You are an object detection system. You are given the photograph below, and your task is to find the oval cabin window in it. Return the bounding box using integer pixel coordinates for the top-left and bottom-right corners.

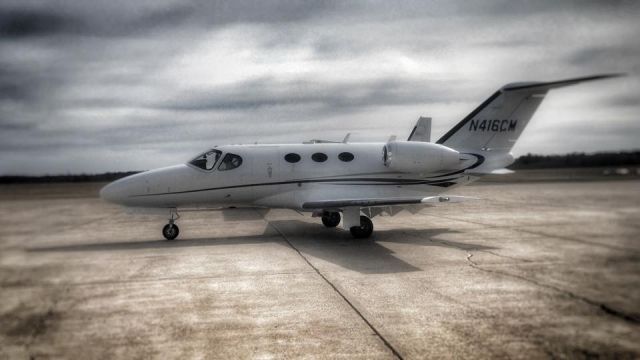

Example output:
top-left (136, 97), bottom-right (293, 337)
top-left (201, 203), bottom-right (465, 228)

top-left (311, 153), bottom-right (328, 162)
top-left (338, 152), bottom-right (354, 162)
top-left (284, 153), bottom-right (301, 163)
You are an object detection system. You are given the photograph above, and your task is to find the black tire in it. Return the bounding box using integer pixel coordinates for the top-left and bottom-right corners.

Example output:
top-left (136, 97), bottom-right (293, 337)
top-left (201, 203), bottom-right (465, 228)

top-left (350, 216), bottom-right (373, 239)
top-left (162, 223), bottom-right (179, 240)
top-left (321, 212), bottom-right (341, 228)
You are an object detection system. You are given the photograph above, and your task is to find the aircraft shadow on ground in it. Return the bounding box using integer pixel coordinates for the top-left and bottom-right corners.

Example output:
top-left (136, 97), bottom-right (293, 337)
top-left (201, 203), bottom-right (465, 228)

top-left (29, 219), bottom-right (497, 274)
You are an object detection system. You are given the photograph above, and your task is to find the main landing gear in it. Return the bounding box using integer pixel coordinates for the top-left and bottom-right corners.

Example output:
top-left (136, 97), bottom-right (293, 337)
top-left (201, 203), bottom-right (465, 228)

top-left (162, 209), bottom-right (180, 240)
top-left (349, 216), bottom-right (373, 239)
top-left (321, 208), bottom-right (374, 239)
top-left (321, 211), bottom-right (341, 228)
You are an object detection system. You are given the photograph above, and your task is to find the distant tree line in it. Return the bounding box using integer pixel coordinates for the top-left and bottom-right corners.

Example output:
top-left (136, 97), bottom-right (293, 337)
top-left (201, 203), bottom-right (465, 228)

top-left (510, 151), bottom-right (640, 169)
top-left (0, 171), bottom-right (141, 184)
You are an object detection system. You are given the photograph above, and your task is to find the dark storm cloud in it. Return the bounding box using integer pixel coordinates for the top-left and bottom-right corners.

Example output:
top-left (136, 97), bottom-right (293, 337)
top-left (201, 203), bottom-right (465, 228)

top-left (156, 77), bottom-right (456, 112)
top-left (0, 8), bottom-right (82, 37)
top-left (0, 0), bottom-right (332, 39)
top-left (1, 0), bottom-right (639, 175)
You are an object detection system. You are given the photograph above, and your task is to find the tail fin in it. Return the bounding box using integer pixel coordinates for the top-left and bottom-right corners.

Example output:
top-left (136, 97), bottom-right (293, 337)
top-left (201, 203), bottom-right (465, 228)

top-left (436, 74), bottom-right (623, 153)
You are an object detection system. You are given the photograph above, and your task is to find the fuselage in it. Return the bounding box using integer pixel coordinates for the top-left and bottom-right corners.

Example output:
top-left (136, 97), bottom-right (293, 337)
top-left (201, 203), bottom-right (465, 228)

top-left (97, 74), bottom-right (617, 240)
top-left (100, 142), bottom-right (479, 211)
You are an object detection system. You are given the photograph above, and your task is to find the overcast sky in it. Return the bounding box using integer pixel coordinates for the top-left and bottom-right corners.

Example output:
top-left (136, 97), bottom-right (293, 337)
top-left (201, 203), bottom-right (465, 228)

top-left (1, 0), bottom-right (639, 175)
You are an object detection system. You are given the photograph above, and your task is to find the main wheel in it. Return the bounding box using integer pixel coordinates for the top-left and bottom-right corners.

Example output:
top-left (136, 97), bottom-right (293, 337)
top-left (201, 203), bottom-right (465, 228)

top-left (162, 223), bottom-right (179, 240)
top-left (321, 212), bottom-right (341, 228)
top-left (350, 216), bottom-right (373, 239)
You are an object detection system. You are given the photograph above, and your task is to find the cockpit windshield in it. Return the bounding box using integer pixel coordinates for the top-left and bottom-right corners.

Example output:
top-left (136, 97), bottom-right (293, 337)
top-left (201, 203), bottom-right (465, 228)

top-left (189, 149), bottom-right (222, 170)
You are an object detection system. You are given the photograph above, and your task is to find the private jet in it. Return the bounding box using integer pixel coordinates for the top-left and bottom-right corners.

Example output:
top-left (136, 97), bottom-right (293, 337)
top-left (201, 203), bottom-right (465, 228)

top-left (100, 74), bottom-right (621, 240)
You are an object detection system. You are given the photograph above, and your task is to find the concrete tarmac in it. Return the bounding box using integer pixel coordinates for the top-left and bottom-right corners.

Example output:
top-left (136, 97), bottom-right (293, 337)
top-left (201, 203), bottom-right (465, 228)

top-left (1, 180), bottom-right (639, 359)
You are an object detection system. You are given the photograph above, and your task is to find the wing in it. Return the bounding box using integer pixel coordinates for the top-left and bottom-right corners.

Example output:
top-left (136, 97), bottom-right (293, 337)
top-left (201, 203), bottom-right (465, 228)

top-left (301, 195), bottom-right (476, 210)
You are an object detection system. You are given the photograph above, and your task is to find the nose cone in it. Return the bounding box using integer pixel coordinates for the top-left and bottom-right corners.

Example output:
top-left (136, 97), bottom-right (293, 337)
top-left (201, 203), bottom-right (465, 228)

top-left (100, 179), bottom-right (129, 204)
top-left (99, 165), bottom-right (191, 206)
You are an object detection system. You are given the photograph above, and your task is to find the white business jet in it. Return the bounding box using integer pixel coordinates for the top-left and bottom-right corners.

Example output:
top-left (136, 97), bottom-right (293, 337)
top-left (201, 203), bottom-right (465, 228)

top-left (100, 74), bottom-right (620, 240)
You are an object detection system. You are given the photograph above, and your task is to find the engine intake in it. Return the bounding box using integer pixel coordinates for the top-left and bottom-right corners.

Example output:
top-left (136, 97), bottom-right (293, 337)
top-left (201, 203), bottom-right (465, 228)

top-left (383, 141), bottom-right (460, 173)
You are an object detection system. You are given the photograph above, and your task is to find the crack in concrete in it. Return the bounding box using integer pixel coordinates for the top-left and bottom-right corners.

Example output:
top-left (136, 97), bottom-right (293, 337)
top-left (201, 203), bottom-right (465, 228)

top-left (267, 221), bottom-right (404, 360)
top-left (398, 222), bottom-right (639, 326)
top-left (468, 262), bottom-right (639, 325)
top-left (466, 253), bottom-right (477, 266)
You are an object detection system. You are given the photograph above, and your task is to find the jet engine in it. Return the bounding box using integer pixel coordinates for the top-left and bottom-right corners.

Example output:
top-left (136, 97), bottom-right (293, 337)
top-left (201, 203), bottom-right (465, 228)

top-left (383, 141), bottom-right (461, 173)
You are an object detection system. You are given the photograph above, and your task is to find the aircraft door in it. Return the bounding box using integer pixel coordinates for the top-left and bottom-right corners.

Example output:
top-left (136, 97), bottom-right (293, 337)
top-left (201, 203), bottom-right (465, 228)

top-left (251, 146), bottom-right (281, 199)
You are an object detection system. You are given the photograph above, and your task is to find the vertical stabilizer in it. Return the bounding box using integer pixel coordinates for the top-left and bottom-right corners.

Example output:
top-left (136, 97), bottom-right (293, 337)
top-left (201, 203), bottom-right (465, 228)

top-left (436, 74), bottom-right (622, 154)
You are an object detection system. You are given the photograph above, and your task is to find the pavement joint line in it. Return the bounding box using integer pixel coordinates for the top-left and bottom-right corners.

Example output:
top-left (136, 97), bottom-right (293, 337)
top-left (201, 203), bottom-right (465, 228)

top-left (267, 221), bottom-right (404, 360)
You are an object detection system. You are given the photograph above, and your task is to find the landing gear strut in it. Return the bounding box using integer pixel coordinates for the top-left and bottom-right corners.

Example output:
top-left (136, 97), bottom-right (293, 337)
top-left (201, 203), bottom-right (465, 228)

top-left (350, 216), bottom-right (373, 239)
top-left (162, 208), bottom-right (180, 240)
top-left (321, 211), bottom-right (341, 228)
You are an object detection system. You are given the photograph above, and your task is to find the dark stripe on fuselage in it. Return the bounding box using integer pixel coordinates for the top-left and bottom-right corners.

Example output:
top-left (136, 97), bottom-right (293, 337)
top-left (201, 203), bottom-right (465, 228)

top-left (430, 153), bottom-right (485, 178)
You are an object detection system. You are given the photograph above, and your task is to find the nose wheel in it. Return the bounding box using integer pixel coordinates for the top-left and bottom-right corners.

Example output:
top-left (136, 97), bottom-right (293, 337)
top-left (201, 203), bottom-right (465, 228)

top-left (162, 223), bottom-right (179, 240)
top-left (163, 208), bottom-right (180, 240)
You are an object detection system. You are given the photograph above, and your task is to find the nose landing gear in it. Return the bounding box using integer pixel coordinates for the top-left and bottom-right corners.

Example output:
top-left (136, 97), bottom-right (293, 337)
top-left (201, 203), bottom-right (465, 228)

top-left (162, 208), bottom-right (180, 240)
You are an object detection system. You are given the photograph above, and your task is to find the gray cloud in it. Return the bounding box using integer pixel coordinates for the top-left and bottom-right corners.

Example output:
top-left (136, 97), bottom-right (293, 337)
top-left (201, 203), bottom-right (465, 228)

top-left (0, 9), bottom-right (80, 37)
top-left (154, 77), bottom-right (458, 113)
top-left (1, 0), bottom-right (639, 175)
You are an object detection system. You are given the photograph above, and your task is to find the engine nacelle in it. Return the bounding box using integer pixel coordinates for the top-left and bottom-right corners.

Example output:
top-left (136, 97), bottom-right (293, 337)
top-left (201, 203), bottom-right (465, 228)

top-left (383, 141), bottom-right (460, 173)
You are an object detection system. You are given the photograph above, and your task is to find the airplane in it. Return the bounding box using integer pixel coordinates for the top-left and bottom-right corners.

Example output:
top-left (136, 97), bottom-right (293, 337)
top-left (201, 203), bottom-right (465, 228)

top-left (100, 74), bottom-right (621, 240)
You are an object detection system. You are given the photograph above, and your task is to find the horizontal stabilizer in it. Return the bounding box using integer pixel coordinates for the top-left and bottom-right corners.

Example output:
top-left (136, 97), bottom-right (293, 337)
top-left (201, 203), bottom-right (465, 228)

top-left (502, 73), bottom-right (624, 92)
top-left (466, 168), bottom-right (514, 176)
top-left (408, 116), bottom-right (432, 142)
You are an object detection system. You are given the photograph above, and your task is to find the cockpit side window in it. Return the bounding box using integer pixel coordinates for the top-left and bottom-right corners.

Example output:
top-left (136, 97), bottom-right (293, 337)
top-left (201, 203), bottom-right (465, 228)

top-left (189, 149), bottom-right (222, 170)
top-left (218, 153), bottom-right (243, 171)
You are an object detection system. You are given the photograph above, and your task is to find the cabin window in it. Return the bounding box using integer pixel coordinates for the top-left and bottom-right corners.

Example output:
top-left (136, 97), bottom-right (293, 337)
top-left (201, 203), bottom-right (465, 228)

top-left (311, 153), bottom-right (328, 162)
top-left (218, 153), bottom-right (243, 171)
top-left (189, 149), bottom-right (222, 170)
top-left (284, 153), bottom-right (301, 163)
top-left (338, 152), bottom-right (354, 162)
